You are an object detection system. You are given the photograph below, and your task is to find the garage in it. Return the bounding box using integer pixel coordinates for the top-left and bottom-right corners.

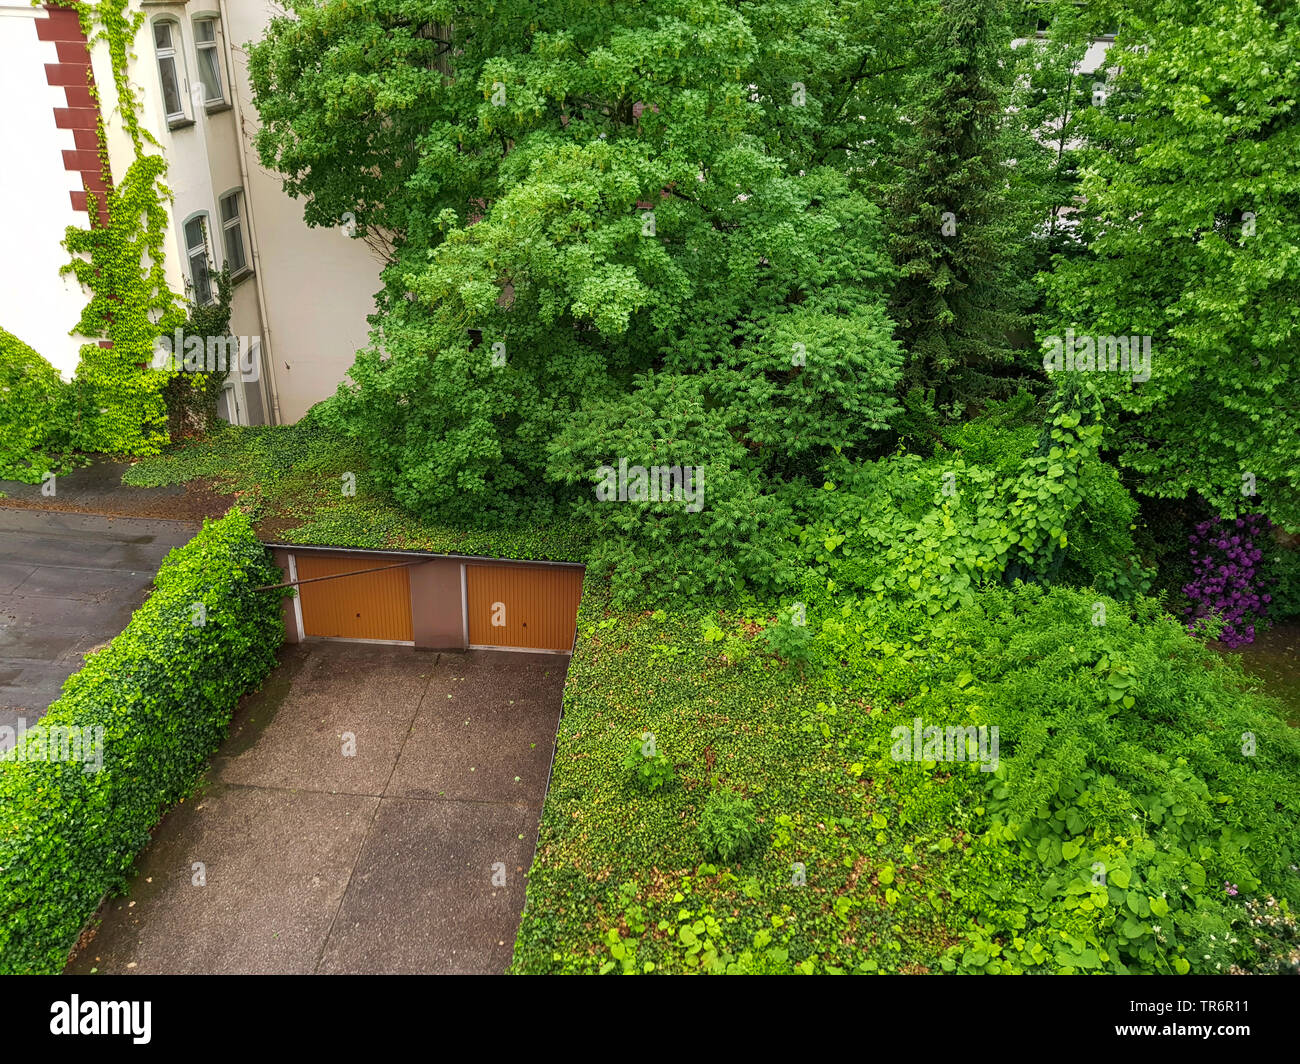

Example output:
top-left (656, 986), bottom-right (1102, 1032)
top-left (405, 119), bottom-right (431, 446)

top-left (294, 554), bottom-right (415, 643)
top-left (465, 563), bottom-right (584, 652)
top-left (273, 546), bottom-right (583, 655)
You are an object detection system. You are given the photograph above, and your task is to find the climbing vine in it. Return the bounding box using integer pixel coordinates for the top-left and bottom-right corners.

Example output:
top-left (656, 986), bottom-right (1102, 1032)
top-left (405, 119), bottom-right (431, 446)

top-left (52, 0), bottom-right (185, 456)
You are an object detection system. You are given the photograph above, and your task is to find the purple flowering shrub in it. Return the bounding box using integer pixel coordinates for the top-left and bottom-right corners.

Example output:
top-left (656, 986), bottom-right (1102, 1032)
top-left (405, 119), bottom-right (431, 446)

top-left (1182, 514), bottom-right (1273, 647)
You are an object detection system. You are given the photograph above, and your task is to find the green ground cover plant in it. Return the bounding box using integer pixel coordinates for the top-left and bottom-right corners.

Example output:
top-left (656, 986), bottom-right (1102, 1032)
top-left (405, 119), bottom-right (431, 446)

top-left (123, 411), bottom-right (590, 562)
top-left (511, 597), bottom-right (964, 975)
top-left (513, 583), bottom-right (1300, 975)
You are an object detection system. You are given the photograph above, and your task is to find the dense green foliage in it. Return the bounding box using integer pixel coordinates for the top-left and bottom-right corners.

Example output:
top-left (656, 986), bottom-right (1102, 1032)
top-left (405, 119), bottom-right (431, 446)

top-left (885, 0), bottom-right (1029, 406)
top-left (120, 0), bottom-right (1300, 978)
top-left (0, 511), bottom-right (284, 974)
top-left (250, 0), bottom-right (918, 527)
top-left (123, 413), bottom-right (590, 560)
top-left (792, 386), bottom-right (1151, 615)
top-left (512, 597), bottom-right (957, 975)
top-left (1268, 547), bottom-right (1300, 622)
top-left (813, 586), bottom-right (1300, 973)
top-left (246, 0), bottom-right (1296, 595)
top-left (514, 585), bottom-right (1300, 975)
top-left (1043, 0), bottom-right (1300, 529)
top-left (0, 328), bottom-right (79, 483)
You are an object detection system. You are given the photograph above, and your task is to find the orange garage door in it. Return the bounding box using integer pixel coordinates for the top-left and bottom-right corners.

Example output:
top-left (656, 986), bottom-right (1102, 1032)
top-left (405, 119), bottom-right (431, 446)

top-left (295, 554), bottom-right (414, 642)
top-left (466, 564), bottom-right (583, 652)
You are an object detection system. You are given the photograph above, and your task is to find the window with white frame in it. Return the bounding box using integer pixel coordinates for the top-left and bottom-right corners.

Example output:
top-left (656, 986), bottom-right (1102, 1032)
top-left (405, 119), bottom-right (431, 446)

top-left (183, 215), bottom-right (214, 304)
top-left (153, 20), bottom-right (186, 122)
top-left (219, 190), bottom-right (248, 275)
top-left (193, 17), bottom-right (225, 106)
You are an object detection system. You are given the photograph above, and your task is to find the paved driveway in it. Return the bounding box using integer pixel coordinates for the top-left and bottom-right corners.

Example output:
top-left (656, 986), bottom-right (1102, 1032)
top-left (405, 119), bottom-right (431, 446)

top-left (0, 509), bottom-right (199, 735)
top-left (66, 641), bottom-right (568, 974)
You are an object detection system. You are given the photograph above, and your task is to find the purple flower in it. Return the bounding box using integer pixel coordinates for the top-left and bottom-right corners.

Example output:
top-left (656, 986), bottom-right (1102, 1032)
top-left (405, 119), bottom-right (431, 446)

top-left (1183, 514), bottom-right (1274, 647)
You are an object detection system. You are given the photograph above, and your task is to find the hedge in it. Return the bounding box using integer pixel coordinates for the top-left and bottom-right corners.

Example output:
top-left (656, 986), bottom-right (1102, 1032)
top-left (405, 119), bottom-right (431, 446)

top-left (0, 509), bottom-right (286, 973)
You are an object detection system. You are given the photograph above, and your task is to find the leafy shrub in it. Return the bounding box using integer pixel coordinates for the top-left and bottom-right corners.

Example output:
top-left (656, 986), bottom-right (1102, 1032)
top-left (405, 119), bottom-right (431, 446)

top-left (161, 267), bottom-right (234, 440)
top-left (758, 612), bottom-right (816, 673)
top-left (794, 388), bottom-right (1127, 615)
top-left (623, 733), bottom-right (674, 794)
top-left (1265, 546), bottom-right (1300, 623)
top-left (1056, 454), bottom-right (1153, 600)
top-left (0, 327), bottom-right (80, 482)
top-left (934, 390), bottom-right (1041, 475)
top-left (0, 510), bottom-right (285, 973)
top-left (697, 788), bottom-right (762, 864)
top-left (549, 371), bottom-right (796, 606)
top-left (886, 586), bottom-right (1299, 973)
top-left (521, 582), bottom-right (1300, 974)
top-left (798, 581), bottom-right (1300, 973)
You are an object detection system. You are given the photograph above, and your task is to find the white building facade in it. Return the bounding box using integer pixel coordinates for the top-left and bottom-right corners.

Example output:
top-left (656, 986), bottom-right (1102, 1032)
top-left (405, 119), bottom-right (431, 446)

top-left (0, 0), bottom-right (382, 425)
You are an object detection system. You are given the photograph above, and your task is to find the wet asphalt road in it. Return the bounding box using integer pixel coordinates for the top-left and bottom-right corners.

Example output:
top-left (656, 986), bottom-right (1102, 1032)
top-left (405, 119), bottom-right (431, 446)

top-left (0, 508), bottom-right (199, 735)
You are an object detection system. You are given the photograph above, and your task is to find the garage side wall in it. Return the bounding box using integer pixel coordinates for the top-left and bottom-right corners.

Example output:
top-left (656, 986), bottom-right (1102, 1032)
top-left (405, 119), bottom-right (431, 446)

top-left (273, 548), bottom-right (300, 644)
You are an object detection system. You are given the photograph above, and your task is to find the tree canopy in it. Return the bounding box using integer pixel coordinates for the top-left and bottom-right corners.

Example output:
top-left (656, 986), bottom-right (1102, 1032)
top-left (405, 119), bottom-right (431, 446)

top-left (247, 0), bottom-right (1300, 584)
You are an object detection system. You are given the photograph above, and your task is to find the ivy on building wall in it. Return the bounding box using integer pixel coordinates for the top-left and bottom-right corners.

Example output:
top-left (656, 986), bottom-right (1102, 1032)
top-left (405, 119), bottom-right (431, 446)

top-left (59, 0), bottom-right (186, 456)
top-left (162, 265), bottom-right (235, 439)
top-left (1, 0), bottom-right (187, 462)
top-left (63, 151), bottom-right (185, 456)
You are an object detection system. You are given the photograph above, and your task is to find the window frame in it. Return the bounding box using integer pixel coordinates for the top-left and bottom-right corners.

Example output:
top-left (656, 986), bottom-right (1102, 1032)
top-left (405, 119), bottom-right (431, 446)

top-left (217, 188), bottom-right (251, 278)
top-left (191, 14), bottom-right (226, 109)
top-left (181, 211), bottom-right (215, 306)
top-left (152, 17), bottom-right (190, 126)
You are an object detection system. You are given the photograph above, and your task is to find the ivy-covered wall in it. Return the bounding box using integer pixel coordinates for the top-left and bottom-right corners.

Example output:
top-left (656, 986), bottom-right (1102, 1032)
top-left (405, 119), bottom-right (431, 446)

top-left (0, 0), bottom-right (187, 468)
top-left (58, 0), bottom-right (186, 457)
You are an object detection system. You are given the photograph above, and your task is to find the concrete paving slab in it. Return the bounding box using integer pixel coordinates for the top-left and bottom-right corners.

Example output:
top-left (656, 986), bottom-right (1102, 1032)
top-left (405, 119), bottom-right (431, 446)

top-left (212, 643), bottom-right (434, 795)
top-left (0, 507), bottom-right (198, 545)
top-left (0, 533), bottom-right (172, 571)
top-left (0, 661), bottom-right (88, 725)
top-left (0, 617), bottom-right (89, 660)
top-left (0, 562), bottom-right (36, 594)
top-left (314, 796), bottom-right (533, 975)
top-left (387, 664), bottom-right (564, 805)
top-left (67, 641), bottom-right (571, 975)
top-left (0, 592), bottom-right (138, 634)
top-left (11, 564), bottom-right (163, 600)
top-left (65, 781), bottom-right (379, 975)
top-left (0, 509), bottom-right (198, 726)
